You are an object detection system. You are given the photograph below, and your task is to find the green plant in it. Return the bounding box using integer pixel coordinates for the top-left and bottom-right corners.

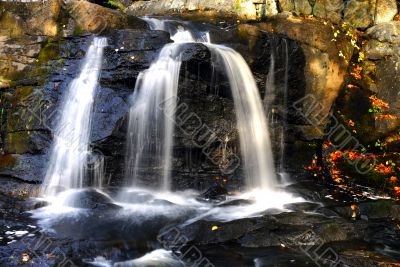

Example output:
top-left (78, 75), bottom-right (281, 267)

top-left (108, 0), bottom-right (126, 10)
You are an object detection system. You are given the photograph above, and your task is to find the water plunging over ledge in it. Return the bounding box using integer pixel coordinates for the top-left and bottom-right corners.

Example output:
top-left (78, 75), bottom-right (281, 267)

top-left (206, 44), bottom-right (277, 190)
top-left (124, 43), bottom-right (182, 191)
top-left (41, 37), bottom-right (107, 197)
top-left (123, 19), bottom-right (208, 191)
top-left (127, 17), bottom-right (276, 191)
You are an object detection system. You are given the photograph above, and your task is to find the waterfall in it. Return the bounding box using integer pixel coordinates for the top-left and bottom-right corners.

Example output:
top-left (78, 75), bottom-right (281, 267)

top-left (206, 44), bottom-right (277, 190)
top-left (42, 37), bottom-right (107, 197)
top-left (124, 19), bottom-right (202, 190)
top-left (125, 43), bottom-right (182, 191)
top-left (126, 17), bottom-right (276, 191)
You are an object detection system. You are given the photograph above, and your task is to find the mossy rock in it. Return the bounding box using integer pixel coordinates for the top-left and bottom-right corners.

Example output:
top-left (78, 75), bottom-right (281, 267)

top-left (11, 86), bottom-right (34, 106)
top-left (5, 131), bottom-right (31, 154)
top-left (37, 42), bottom-right (60, 64)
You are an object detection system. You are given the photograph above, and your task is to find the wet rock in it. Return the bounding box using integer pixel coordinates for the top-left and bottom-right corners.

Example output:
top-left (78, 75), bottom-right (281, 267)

top-left (315, 220), bottom-right (367, 243)
top-left (62, 188), bottom-right (120, 210)
top-left (333, 200), bottom-right (400, 220)
top-left (0, 154), bottom-right (48, 183)
top-left (217, 198), bottom-right (254, 207)
top-left (339, 249), bottom-right (400, 267)
top-left (100, 29), bottom-right (171, 91)
top-left (91, 87), bottom-right (129, 142)
top-left (283, 202), bottom-right (321, 212)
top-left (197, 183), bottom-right (228, 202)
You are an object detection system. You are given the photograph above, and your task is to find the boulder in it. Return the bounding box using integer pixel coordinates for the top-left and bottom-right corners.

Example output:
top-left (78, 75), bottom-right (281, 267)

top-left (344, 0), bottom-right (397, 29)
top-left (313, 0), bottom-right (343, 24)
top-left (0, 154), bottom-right (48, 183)
top-left (344, 0), bottom-right (375, 29)
top-left (60, 188), bottom-right (119, 210)
top-left (360, 22), bottom-right (400, 137)
top-left (375, 0), bottom-right (398, 25)
top-left (278, 0), bottom-right (313, 16)
top-left (66, 0), bottom-right (148, 34)
top-left (197, 183), bottom-right (228, 202)
top-left (0, 0), bottom-right (61, 37)
top-left (366, 22), bottom-right (400, 44)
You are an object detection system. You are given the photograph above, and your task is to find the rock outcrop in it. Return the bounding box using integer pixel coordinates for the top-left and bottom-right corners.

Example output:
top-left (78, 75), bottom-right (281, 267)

top-left (238, 14), bottom-right (353, 141)
top-left (127, 0), bottom-right (279, 20)
top-left (127, 0), bottom-right (399, 29)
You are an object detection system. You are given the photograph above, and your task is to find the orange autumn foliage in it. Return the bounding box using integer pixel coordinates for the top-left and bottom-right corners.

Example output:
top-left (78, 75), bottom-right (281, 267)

top-left (374, 163), bottom-right (393, 175)
top-left (351, 65), bottom-right (362, 80)
top-left (369, 95), bottom-right (390, 109)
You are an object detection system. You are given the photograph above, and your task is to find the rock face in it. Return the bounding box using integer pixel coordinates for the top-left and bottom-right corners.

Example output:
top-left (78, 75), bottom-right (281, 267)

top-left (238, 15), bottom-right (353, 141)
top-left (67, 0), bottom-right (148, 34)
top-left (278, 0), bottom-right (313, 16)
top-left (355, 22), bottom-right (400, 139)
top-left (0, 29), bottom-right (171, 185)
top-left (127, 0), bottom-right (279, 20)
top-left (127, 0), bottom-right (399, 29)
top-left (313, 0), bottom-right (343, 23)
top-left (0, 0), bottom-right (61, 37)
top-left (342, 0), bottom-right (397, 29)
top-left (375, 0), bottom-right (398, 24)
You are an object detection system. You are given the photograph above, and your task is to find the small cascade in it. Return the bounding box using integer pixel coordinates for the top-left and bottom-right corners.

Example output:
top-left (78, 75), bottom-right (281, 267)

top-left (264, 52), bottom-right (276, 123)
top-left (206, 44), bottom-right (277, 190)
top-left (126, 17), bottom-right (277, 191)
top-left (264, 38), bottom-right (290, 178)
top-left (42, 37), bottom-right (107, 197)
top-left (124, 19), bottom-right (201, 190)
top-left (142, 17), bottom-right (210, 43)
top-left (124, 43), bottom-right (182, 190)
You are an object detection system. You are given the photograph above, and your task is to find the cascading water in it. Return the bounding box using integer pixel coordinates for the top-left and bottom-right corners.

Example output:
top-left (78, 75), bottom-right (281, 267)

top-left (32, 21), bottom-right (305, 266)
top-left (131, 17), bottom-right (276, 191)
top-left (124, 19), bottom-right (207, 191)
top-left (42, 37), bottom-right (107, 197)
top-left (206, 44), bottom-right (277, 190)
top-left (124, 44), bottom-right (182, 191)
top-left (263, 38), bottom-right (290, 182)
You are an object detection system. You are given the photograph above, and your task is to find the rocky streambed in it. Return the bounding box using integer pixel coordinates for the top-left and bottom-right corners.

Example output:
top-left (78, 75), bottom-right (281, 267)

top-left (0, 176), bottom-right (399, 266)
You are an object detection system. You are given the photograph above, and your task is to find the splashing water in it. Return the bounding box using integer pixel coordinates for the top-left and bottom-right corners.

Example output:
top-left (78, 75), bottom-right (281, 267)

top-left (42, 37), bottom-right (107, 197)
top-left (91, 249), bottom-right (183, 267)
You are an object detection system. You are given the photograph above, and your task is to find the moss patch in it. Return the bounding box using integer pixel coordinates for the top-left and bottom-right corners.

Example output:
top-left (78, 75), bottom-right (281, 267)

top-left (37, 42), bottom-right (60, 64)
